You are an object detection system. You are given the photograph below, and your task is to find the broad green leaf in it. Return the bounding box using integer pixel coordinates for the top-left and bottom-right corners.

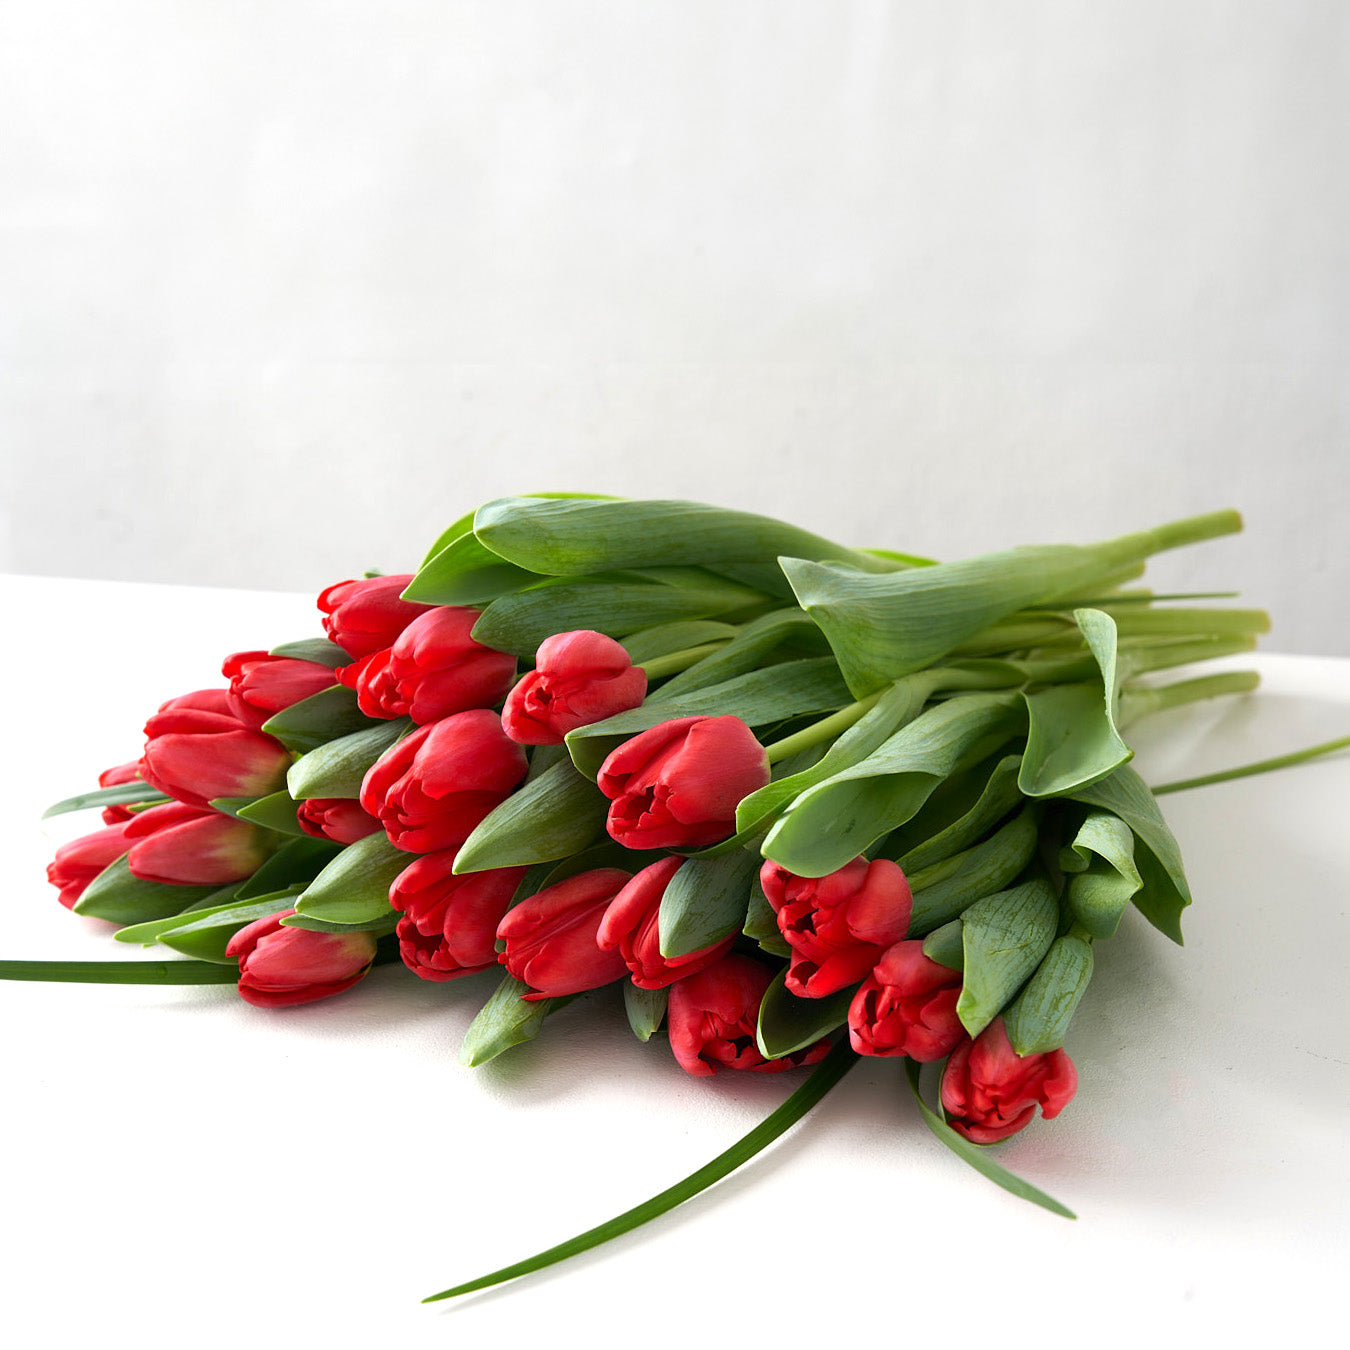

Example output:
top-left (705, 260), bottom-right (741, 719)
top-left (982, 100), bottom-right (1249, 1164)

top-left (566, 658), bottom-right (853, 779)
top-left (742, 870), bottom-right (790, 957)
top-left (903, 1060), bottom-right (1076, 1220)
top-left (1060, 811), bottom-right (1142, 939)
top-left (113, 893), bottom-right (292, 949)
top-left (416, 507), bottom-right (478, 569)
top-left (761, 693), bottom-right (1025, 878)
top-left (921, 920), bottom-right (965, 971)
top-left (235, 835), bottom-right (342, 898)
top-left (262, 685), bottom-right (369, 753)
top-left (73, 856), bottom-right (222, 926)
top-left (624, 984), bottom-right (668, 1042)
top-left (755, 969), bottom-right (852, 1059)
top-left (658, 849), bottom-right (759, 959)
top-left (293, 832), bottom-right (407, 927)
top-left (268, 638), bottom-right (349, 668)
top-left (126, 893), bottom-right (302, 963)
top-left (286, 718), bottom-right (409, 801)
top-left (782, 510), bottom-right (1243, 697)
top-left (453, 757), bottom-right (609, 874)
top-left (1004, 935), bottom-right (1094, 1055)
top-left (403, 530), bottom-right (543, 606)
top-left (459, 975), bottom-right (576, 1067)
top-left (906, 807), bottom-right (1040, 933)
top-left (42, 782), bottom-right (169, 820)
top-left (425, 1041), bottom-right (858, 1301)
top-left (892, 754), bottom-right (1024, 871)
top-left (234, 789), bottom-right (310, 838)
top-left (618, 620), bottom-right (739, 665)
top-left (655, 609), bottom-right (823, 698)
top-left (471, 496), bottom-right (896, 577)
top-left (1018, 609), bottom-right (1131, 798)
top-left (1069, 764), bottom-right (1191, 943)
top-left (956, 878), bottom-right (1059, 1038)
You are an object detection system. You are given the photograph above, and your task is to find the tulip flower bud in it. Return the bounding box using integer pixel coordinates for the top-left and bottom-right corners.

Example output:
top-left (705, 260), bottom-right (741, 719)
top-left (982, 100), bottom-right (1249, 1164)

top-left (359, 708), bottom-right (528, 854)
top-left (389, 852), bottom-right (527, 981)
top-left (596, 856), bottom-right (736, 989)
top-left (296, 797), bottom-right (383, 845)
top-left (939, 1017), bottom-right (1078, 1144)
top-left (496, 869), bottom-right (633, 999)
top-left (597, 715), bottom-right (769, 851)
top-left (317, 574), bottom-right (430, 659)
top-left (502, 630), bottom-right (647, 745)
top-left (848, 939), bottom-right (964, 1061)
top-left (122, 801), bottom-right (276, 886)
top-left (666, 954), bottom-right (830, 1076)
top-left (222, 650), bottom-right (337, 731)
top-left (225, 909), bottom-right (378, 1008)
top-left (97, 760), bottom-right (145, 823)
top-left (46, 820), bottom-right (133, 909)
top-left (139, 698), bottom-right (292, 810)
top-left (761, 856), bottom-right (913, 998)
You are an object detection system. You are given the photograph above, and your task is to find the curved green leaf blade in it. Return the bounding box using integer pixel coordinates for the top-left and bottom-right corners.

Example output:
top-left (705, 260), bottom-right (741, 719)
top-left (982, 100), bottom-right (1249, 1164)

top-left (655, 609), bottom-right (823, 698)
top-left (903, 1060), bottom-right (1076, 1220)
top-left (403, 530), bottom-right (543, 606)
top-left (286, 718), bottom-right (409, 801)
top-left (262, 685), bottom-right (369, 754)
top-left (956, 877), bottom-right (1059, 1038)
top-left (620, 620), bottom-right (739, 665)
top-left (268, 638), bottom-right (349, 668)
top-left (234, 789), bottom-right (310, 838)
top-left (658, 849), bottom-right (759, 959)
top-left (459, 975), bottom-right (577, 1067)
top-left (1004, 935), bottom-right (1095, 1056)
top-left (755, 968), bottom-right (852, 1058)
top-left (623, 983), bottom-right (668, 1042)
top-left (42, 782), bottom-right (169, 820)
top-left (293, 832), bottom-right (407, 927)
top-left (1061, 811), bottom-right (1141, 939)
top-left (72, 856), bottom-right (221, 926)
top-left (892, 754), bottom-right (1023, 871)
top-left (425, 1040), bottom-right (858, 1300)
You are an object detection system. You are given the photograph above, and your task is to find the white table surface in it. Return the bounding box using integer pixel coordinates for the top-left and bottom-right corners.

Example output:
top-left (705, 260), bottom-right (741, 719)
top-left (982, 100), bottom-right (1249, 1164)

top-left (3, 573), bottom-right (1347, 1348)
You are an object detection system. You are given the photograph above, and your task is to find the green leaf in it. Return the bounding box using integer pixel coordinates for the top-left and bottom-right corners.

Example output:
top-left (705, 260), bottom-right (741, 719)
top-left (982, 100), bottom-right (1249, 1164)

top-left (293, 832), bottom-right (407, 927)
top-left (125, 893), bottom-right (302, 962)
top-left (425, 1040), bottom-right (858, 1300)
top-left (658, 849), bottom-right (759, 959)
top-left (470, 570), bottom-right (767, 658)
top-left (623, 983), bottom-right (668, 1042)
top-left (742, 869), bottom-right (790, 957)
top-left (655, 609), bottom-right (823, 698)
top-left (892, 754), bottom-right (1024, 871)
top-left (1069, 765), bottom-right (1191, 943)
top-left (262, 685), bottom-right (371, 753)
top-left (782, 510), bottom-right (1243, 697)
top-left (234, 835), bottom-right (342, 899)
top-left (921, 920), bottom-right (965, 971)
top-left (471, 496), bottom-right (894, 577)
top-left (565, 658), bottom-right (853, 779)
top-left (286, 718), bottom-right (409, 801)
top-left (403, 530), bottom-right (543, 606)
top-left (1061, 811), bottom-right (1142, 939)
top-left (72, 856), bottom-right (222, 926)
top-left (906, 807), bottom-right (1040, 934)
top-left (416, 506), bottom-right (478, 570)
top-left (755, 969), bottom-right (852, 1058)
top-left (282, 911), bottom-right (401, 936)
top-left (761, 693), bottom-right (1025, 878)
top-left (0, 958), bottom-right (240, 985)
top-left (1004, 935), bottom-right (1095, 1055)
top-left (234, 789), bottom-right (310, 838)
top-left (453, 756), bottom-right (609, 874)
top-left (903, 1060), bottom-right (1076, 1220)
top-left (42, 782), bottom-right (170, 820)
top-left (268, 638), bottom-right (350, 669)
top-left (956, 877), bottom-right (1059, 1039)
top-left (1018, 609), bottom-right (1131, 798)
top-left (618, 620), bottom-right (740, 665)
top-left (459, 975), bottom-right (577, 1067)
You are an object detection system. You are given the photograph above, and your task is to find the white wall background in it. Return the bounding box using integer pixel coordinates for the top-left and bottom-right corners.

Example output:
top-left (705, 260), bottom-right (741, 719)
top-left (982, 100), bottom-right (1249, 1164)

top-left (3, 1), bottom-right (1346, 651)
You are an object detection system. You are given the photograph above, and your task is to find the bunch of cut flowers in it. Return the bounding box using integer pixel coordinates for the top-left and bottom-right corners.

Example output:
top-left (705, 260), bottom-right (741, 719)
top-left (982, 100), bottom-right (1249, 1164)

top-left (10, 494), bottom-right (1342, 1300)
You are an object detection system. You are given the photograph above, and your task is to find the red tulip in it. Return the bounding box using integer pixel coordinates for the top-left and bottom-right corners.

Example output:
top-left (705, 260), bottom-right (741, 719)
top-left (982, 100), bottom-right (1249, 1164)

top-left (848, 940), bottom-right (964, 1061)
top-left (666, 954), bottom-right (830, 1076)
top-left (46, 820), bottom-right (133, 909)
top-left (359, 709), bottom-right (527, 854)
top-left (97, 760), bottom-right (145, 823)
top-left (139, 699), bottom-right (292, 810)
top-left (597, 715), bottom-right (769, 851)
top-left (389, 852), bottom-right (527, 981)
top-left (123, 801), bottom-right (275, 886)
top-left (225, 908), bottom-right (377, 1008)
top-left (317, 574), bottom-right (429, 659)
top-left (222, 650), bottom-right (337, 731)
top-left (596, 856), bottom-right (736, 989)
top-left (344, 606), bottom-right (517, 724)
top-left (496, 869), bottom-right (632, 999)
top-left (761, 856), bottom-right (912, 998)
top-left (296, 797), bottom-right (383, 845)
top-left (502, 630), bottom-right (647, 744)
top-left (940, 1017), bottom-right (1078, 1144)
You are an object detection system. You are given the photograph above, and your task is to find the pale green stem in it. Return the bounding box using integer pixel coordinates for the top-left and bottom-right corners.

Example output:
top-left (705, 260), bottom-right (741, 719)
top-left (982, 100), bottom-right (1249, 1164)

top-left (763, 690), bottom-right (885, 764)
top-left (1118, 670), bottom-right (1260, 726)
top-left (637, 641), bottom-right (729, 681)
top-left (1152, 735), bottom-right (1350, 796)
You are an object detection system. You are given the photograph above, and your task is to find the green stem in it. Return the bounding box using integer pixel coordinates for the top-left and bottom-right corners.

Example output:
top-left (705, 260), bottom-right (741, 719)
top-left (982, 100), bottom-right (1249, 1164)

top-left (0, 959), bottom-right (239, 984)
top-left (638, 642), bottom-right (728, 681)
top-left (1118, 670), bottom-right (1260, 725)
top-left (422, 1040), bottom-right (858, 1303)
top-left (1152, 734), bottom-right (1350, 796)
top-left (763, 692), bottom-right (884, 764)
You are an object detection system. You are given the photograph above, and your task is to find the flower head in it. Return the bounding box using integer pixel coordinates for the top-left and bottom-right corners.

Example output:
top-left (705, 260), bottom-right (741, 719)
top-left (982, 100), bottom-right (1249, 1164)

top-left (317, 575), bottom-right (429, 659)
top-left (225, 909), bottom-right (377, 1008)
top-left (848, 940), bottom-right (964, 1061)
top-left (502, 630), bottom-right (647, 744)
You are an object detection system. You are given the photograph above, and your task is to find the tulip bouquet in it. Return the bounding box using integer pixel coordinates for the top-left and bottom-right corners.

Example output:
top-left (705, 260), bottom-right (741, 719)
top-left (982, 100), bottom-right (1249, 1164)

top-left (11, 494), bottom-right (1344, 1300)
